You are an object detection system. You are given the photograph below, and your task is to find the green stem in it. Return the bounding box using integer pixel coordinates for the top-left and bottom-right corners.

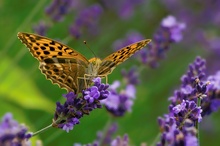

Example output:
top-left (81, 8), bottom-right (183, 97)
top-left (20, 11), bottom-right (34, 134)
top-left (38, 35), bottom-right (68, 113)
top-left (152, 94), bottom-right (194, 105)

top-left (150, 133), bottom-right (160, 146)
top-left (195, 96), bottom-right (201, 144)
top-left (32, 124), bottom-right (53, 137)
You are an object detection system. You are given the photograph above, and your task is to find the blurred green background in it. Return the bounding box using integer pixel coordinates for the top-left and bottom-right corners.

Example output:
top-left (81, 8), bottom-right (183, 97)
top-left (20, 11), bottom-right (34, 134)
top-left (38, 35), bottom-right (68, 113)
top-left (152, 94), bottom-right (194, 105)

top-left (0, 0), bottom-right (220, 145)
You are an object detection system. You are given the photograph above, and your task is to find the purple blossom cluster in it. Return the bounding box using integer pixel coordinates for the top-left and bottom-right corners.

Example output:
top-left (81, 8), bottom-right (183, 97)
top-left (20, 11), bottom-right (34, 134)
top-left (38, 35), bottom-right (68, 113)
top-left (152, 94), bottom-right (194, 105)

top-left (146, 15), bottom-right (185, 68)
top-left (202, 71), bottom-right (220, 116)
top-left (69, 4), bottom-right (103, 39)
top-left (169, 57), bottom-right (207, 104)
top-left (157, 91), bottom-right (202, 145)
top-left (94, 63), bottom-right (139, 118)
top-left (157, 115), bottom-right (198, 146)
top-left (53, 77), bottom-right (109, 132)
top-left (161, 0), bottom-right (220, 73)
top-left (157, 56), bottom-right (220, 145)
top-left (111, 134), bottom-right (129, 146)
top-left (0, 113), bottom-right (32, 146)
top-left (45, 0), bottom-right (78, 22)
top-left (101, 67), bottom-right (138, 116)
top-left (161, 0), bottom-right (220, 44)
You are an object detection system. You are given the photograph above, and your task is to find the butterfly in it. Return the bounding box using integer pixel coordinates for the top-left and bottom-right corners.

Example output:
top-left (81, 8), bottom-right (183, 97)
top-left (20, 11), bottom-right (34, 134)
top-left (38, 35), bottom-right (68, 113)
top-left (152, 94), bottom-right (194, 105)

top-left (17, 32), bottom-right (151, 93)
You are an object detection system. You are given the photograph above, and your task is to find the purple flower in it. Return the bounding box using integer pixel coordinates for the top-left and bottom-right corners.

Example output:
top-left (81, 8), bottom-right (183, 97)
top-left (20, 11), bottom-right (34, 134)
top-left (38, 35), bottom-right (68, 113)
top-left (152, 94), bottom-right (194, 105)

top-left (169, 57), bottom-right (207, 104)
top-left (161, 15), bottom-right (186, 42)
top-left (145, 15), bottom-right (186, 68)
top-left (53, 77), bottom-right (109, 132)
top-left (121, 67), bottom-right (140, 85)
top-left (157, 55), bottom-right (220, 145)
top-left (171, 100), bottom-right (203, 124)
top-left (185, 133), bottom-right (198, 146)
top-left (32, 21), bottom-right (49, 36)
top-left (45, 0), bottom-right (79, 22)
top-left (69, 4), bottom-right (103, 38)
top-left (0, 113), bottom-right (32, 146)
top-left (161, 1), bottom-right (220, 57)
top-left (201, 71), bottom-right (220, 115)
top-left (172, 101), bottom-right (186, 114)
top-left (181, 56), bottom-right (206, 86)
top-left (111, 134), bottom-right (129, 146)
top-left (84, 86), bottom-right (100, 103)
top-left (61, 118), bottom-right (79, 133)
top-left (92, 77), bottom-right (110, 100)
top-left (157, 116), bottom-right (198, 146)
top-left (101, 81), bottom-right (136, 116)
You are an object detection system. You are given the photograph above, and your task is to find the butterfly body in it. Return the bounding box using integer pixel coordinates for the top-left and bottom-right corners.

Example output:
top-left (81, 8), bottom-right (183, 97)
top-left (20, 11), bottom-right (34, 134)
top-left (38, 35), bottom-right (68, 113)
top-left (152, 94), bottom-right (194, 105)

top-left (17, 32), bottom-right (151, 93)
top-left (87, 58), bottom-right (103, 77)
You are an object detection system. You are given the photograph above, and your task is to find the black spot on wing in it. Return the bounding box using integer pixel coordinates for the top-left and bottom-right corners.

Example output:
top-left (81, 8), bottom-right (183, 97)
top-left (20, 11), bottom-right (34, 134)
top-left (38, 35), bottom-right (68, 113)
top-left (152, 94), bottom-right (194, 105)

top-left (50, 41), bottom-right (55, 45)
top-left (58, 45), bottom-right (63, 50)
top-left (50, 46), bottom-right (55, 51)
top-left (58, 79), bottom-right (63, 82)
top-left (41, 46), bottom-right (46, 50)
top-left (58, 52), bottom-right (62, 56)
top-left (67, 79), bottom-right (71, 83)
top-left (47, 71), bottom-right (52, 75)
top-left (53, 68), bottom-right (59, 72)
top-left (44, 58), bottom-right (55, 63)
top-left (44, 51), bottom-right (50, 55)
top-left (33, 47), bottom-right (38, 50)
top-left (43, 43), bottom-right (49, 47)
top-left (40, 56), bottom-right (44, 60)
top-left (29, 37), bottom-right (36, 42)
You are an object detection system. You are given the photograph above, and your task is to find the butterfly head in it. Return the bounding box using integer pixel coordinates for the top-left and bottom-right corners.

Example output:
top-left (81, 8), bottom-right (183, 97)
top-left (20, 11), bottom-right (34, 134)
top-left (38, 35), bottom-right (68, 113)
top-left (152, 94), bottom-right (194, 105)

top-left (89, 57), bottom-right (102, 65)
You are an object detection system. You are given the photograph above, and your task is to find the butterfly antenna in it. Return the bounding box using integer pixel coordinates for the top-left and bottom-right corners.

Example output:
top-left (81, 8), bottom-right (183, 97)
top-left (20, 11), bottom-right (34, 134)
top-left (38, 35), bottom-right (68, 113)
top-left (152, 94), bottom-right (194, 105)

top-left (84, 41), bottom-right (97, 58)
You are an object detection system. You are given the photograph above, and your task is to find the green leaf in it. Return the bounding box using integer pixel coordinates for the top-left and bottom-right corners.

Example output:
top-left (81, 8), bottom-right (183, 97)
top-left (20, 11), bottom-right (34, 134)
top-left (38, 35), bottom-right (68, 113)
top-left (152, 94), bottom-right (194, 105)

top-left (0, 57), bottom-right (54, 113)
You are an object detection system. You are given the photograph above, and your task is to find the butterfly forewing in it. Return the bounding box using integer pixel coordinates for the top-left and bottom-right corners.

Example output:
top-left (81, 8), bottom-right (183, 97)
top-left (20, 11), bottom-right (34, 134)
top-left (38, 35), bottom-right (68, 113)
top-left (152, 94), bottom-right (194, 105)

top-left (98, 39), bottom-right (151, 75)
top-left (17, 32), bottom-right (89, 62)
top-left (17, 32), bottom-right (89, 93)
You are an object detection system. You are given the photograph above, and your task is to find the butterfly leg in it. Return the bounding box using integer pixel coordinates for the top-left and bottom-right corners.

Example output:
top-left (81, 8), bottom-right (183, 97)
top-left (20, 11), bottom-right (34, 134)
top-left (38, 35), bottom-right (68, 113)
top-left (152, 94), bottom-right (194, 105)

top-left (105, 75), bottom-right (108, 84)
top-left (77, 75), bottom-right (91, 90)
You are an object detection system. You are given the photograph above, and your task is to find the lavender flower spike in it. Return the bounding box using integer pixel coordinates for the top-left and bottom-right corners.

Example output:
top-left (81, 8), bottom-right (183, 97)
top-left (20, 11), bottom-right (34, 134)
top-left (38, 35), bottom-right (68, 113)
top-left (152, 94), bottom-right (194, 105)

top-left (0, 113), bottom-right (32, 146)
top-left (53, 77), bottom-right (109, 132)
top-left (157, 116), bottom-right (198, 146)
top-left (161, 15), bottom-right (186, 42)
top-left (45, 0), bottom-right (77, 22)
